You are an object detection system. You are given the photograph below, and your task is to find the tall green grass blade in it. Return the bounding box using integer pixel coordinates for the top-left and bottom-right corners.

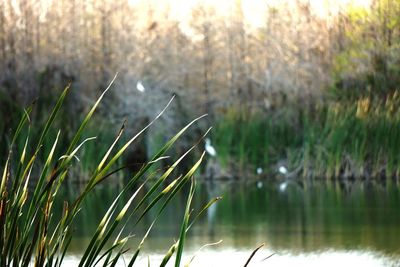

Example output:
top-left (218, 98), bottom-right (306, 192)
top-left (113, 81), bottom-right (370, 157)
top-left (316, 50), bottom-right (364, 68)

top-left (0, 157), bottom-right (9, 196)
top-left (10, 107), bottom-right (32, 148)
top-left (160, 243), bottom-right (177, 267)
top-left (175, 178), bottom-right (196, 267)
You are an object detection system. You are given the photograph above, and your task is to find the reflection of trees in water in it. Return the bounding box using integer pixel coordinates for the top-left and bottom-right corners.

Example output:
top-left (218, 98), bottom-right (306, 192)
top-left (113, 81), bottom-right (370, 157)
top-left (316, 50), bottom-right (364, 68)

top-left (207, 180), bottom-right (400, 253)
top-left (205, 181), bottom-right (218, 238)
top-left (55, 179), bottom-right (400, 254)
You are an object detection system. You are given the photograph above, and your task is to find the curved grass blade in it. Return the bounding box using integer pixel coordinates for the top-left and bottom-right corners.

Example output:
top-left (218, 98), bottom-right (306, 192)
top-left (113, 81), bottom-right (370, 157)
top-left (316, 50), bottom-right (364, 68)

top-left (89, 96), bottom-right (175, 189)
top-left (243, 243), bottom-right (265, 267)
top-left (187, 196), bottom-right (222, 230)
top-left (10, 106), bottom-right (33, 148)
top-left (97, 121), bottom-right (126, 172)
top-left (184, 240), bottom-right (222, 267)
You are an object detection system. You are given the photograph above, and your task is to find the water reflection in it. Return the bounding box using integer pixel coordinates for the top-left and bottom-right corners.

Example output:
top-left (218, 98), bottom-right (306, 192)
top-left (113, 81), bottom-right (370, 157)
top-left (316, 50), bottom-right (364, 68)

top-left (60, 179), bottom-right (400, 265)
top-left (63, 250), bottom-right (400, 266)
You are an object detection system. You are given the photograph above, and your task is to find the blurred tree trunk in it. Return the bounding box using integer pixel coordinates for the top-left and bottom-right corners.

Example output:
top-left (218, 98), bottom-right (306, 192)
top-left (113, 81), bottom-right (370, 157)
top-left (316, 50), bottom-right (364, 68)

top-left (0, 1), bottom-right (5, 69)
top-left (202, 22), bottom-right (212, 116)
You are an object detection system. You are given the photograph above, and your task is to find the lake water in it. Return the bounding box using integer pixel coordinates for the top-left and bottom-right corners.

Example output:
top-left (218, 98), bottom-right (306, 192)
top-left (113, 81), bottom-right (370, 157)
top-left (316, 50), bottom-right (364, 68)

top-left (62, 179), bottom-right (400, 266)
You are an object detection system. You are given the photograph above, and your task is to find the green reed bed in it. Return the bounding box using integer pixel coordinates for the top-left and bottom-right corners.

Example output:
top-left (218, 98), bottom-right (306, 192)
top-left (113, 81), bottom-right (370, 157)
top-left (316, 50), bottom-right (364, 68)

top-left (0, 81), bottom-right (220, 266)
top-left (213, 92), bottom-right (400, 179)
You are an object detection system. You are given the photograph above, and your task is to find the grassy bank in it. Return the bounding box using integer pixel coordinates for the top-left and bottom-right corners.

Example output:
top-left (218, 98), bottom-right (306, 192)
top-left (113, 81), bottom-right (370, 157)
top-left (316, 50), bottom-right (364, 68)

top-left (213, 92), bottom-right (400, 179)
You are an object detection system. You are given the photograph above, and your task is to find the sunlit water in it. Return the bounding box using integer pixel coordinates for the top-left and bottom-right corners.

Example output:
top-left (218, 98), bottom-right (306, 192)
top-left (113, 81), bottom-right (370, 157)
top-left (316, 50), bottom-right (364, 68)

top-left (59, 179), bottom-right (400, 266)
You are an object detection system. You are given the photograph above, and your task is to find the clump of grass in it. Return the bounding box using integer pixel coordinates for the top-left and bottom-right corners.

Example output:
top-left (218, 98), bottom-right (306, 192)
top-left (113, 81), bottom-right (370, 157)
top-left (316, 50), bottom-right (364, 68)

top-left (0, 79), bottom-right (217, 266)
top-left (213, 91), bottom-right (400, 179)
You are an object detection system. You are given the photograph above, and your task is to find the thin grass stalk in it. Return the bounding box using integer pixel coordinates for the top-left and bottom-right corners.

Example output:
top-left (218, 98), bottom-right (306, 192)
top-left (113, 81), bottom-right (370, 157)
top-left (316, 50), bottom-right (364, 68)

top-left (174, 178), bottom-right (196, 267)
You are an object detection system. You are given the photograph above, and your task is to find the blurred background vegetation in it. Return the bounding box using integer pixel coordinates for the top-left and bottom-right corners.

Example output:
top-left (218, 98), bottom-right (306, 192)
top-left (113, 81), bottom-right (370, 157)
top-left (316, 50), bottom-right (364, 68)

top-left (1, 0), bottom-right (400, 179)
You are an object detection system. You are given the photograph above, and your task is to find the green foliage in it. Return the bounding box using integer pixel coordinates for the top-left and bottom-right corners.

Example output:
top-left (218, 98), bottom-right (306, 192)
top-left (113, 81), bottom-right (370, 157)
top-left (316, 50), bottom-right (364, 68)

top-left (332, 0), bottom-right (400, 99)
top-left (0, 85), bottom-right (214, 266)
top-left (213, 92), bottom-right (400, 178)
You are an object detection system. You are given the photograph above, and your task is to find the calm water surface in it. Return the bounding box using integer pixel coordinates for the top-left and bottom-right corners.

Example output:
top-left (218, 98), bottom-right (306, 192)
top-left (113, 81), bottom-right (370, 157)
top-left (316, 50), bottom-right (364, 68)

top-left (61, 179), bottom-right (400, 266)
